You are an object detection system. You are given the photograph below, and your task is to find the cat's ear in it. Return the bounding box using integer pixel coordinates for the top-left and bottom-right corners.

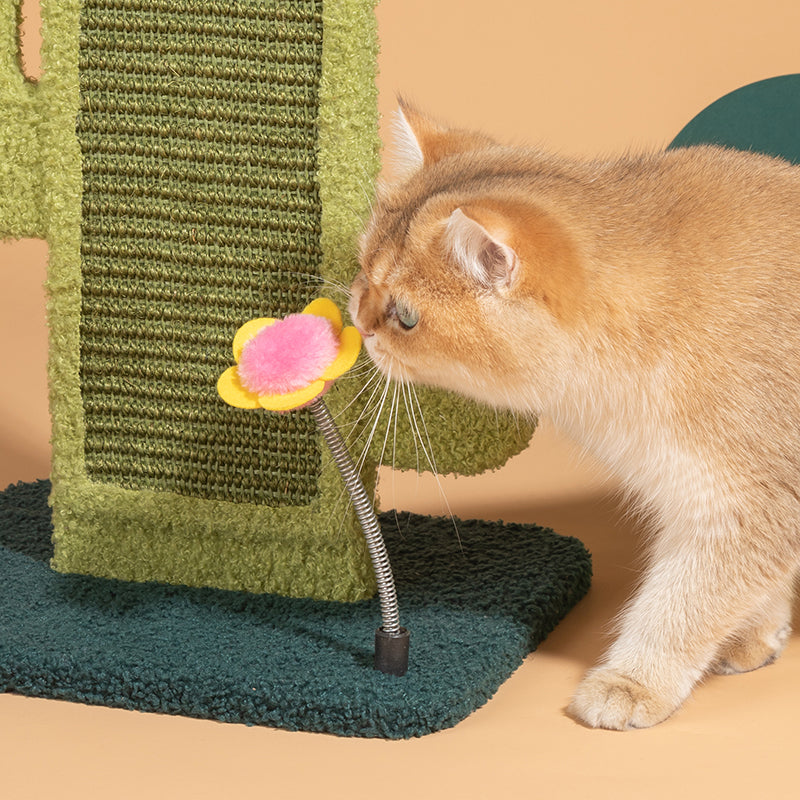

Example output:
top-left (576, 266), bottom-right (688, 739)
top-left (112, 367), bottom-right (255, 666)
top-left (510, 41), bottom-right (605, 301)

top-left (391, 102), bottom-right (427, 177)
top-left (445, 208), bottom-right (518, 290)
top-left (392, 98), bottom-right (495, 177)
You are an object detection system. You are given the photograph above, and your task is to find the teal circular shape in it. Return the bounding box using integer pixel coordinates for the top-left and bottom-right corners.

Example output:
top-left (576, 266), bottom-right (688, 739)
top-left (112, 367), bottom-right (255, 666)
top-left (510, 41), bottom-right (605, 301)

top-left (669, 74), bottom-right (800, 164)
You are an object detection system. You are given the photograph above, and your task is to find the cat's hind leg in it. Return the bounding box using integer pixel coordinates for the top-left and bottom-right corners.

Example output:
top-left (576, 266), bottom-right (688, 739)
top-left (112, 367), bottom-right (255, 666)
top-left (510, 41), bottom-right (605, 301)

top-left (710, 585), bottom-right (794, 675)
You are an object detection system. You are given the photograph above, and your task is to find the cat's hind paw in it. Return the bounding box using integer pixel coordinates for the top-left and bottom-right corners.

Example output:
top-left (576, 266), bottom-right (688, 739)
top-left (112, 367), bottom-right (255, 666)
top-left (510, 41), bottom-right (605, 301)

top-left (567, 668), bottom-right (681, 730)
top-left (710, 623), bottom-right (791, 675)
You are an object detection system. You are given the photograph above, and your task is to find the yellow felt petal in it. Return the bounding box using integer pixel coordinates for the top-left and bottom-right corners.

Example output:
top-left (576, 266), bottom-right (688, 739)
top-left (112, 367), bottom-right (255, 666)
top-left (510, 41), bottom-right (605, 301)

top-left (302, 297), bottom-right (342, 335)
top-left (232, 317), bottom-right (275, 361)
top-left (320, 326), bottom-right (362, 380)
top-left (217, 367), bottom-right (261, 409)
top-left (257, 380), bottom-right (327, 411)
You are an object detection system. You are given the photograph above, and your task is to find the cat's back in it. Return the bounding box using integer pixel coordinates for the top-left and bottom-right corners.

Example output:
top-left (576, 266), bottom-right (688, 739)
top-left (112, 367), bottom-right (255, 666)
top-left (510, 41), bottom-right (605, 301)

top-left (599, 148), bottom-right (800, 413)
top-left (558, 145), bottom-right (800, 304)
top-left (510, 145), bottom-right (800, 393)
top-left (552, 145), bottom-right (800, 247)
top-left (613, 145), bottom-right (800, 230)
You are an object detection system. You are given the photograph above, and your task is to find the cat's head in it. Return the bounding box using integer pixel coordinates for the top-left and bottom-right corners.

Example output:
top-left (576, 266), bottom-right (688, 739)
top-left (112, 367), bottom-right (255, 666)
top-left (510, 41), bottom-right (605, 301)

top-left (349, 102), bottom-right (584, 412)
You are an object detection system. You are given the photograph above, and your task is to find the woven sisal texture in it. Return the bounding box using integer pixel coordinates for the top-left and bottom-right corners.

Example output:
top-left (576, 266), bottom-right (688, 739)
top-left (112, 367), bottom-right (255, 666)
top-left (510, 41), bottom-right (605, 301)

top-left (78, 0), bottom-right (324, 506)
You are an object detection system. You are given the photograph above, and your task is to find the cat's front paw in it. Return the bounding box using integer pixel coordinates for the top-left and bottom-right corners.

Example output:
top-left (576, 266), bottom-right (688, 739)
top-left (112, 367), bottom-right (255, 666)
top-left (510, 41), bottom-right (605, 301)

top-left (567, 668), bottom-right (681, 730)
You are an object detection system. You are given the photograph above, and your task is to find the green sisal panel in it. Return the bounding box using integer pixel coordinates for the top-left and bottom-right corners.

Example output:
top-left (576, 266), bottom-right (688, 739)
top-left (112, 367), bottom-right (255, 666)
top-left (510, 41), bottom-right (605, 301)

top-left (77, 0), bottom-right (324, 506)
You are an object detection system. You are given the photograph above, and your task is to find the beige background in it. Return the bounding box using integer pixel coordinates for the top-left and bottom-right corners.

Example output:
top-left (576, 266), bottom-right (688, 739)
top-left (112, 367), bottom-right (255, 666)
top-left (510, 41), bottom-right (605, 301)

top-left (2, 2), bottom-right (800, 798)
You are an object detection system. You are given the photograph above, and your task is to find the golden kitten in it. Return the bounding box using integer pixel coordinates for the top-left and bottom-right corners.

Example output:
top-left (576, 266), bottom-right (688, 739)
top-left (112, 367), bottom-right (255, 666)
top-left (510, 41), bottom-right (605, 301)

top-left (349, 101), bottom-right (800, 730)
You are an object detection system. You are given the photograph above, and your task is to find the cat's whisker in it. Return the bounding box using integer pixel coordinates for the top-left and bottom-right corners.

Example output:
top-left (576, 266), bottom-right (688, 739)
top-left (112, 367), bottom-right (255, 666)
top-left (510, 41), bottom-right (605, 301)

top-left (398, 381), bottom-right (421, 475)
top-left (389, 380), bottom-right (402, 497)
top-left (371, 380), bottom-right (402, 510)
top-left (391, 379), bottom-right (401, 475)
top-left (336, 367), bottom-right (388, 446)
top-left (337, 354), bottom-right (379, 387)
top-left (318, 371), bottom-right (394, 532)
top-left (352, 370), bottom-right (394, 481)
top-left (263, 270), bottom-right (349, 310)
top-left (273, 269), bottom-right (360, 311)
top-left (354, 163), bottom-right (378, 218)
top-left (352, 374), bottom-right (399, 508)
top-left (333, 164), bottom-right (377, 231)
top-left (378, 381), bottom-right (401, 477)
top-left (405, 384), bottom-right (439, 475)
top-left (381, 379), bottom-right (402, 514)
top-left (332, 364), bottom-right (383, 419)
top-left (403, 380), bottom-right (461, 545)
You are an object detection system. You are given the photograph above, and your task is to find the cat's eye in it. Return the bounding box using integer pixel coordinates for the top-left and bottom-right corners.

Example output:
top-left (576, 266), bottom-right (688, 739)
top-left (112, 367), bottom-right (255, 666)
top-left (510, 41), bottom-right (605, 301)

top-left (391, 298), bottom-right (419, 331)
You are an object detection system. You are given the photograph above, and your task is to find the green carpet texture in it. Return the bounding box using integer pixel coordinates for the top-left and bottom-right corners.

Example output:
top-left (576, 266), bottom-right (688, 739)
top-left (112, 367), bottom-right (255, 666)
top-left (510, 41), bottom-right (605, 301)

top-left (0, 0), bottom-right (534, 602)
top-left (0, 480), bottom-right (592, 738)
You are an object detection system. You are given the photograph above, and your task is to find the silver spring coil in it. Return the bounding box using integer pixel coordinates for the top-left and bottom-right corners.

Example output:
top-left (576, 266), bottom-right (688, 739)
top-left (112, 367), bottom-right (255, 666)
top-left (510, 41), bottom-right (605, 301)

top-left (309, 398), bottom-right (401, 635)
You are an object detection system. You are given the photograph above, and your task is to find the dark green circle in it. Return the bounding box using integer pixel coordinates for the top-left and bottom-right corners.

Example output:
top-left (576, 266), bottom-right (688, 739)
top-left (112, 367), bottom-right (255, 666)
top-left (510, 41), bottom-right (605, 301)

top-left (669, 74), bottom-right (800, 164)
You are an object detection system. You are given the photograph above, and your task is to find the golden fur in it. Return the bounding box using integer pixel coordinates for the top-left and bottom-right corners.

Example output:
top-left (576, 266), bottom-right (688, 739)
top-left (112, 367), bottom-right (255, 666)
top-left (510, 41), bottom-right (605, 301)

top-left (349, 102), bottom-right (800, 729)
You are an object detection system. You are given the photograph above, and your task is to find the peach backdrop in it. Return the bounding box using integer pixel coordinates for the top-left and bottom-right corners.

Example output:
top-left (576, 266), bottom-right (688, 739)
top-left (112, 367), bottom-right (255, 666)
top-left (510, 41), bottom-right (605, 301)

top-left (1, 2), bottom-right (799, 798)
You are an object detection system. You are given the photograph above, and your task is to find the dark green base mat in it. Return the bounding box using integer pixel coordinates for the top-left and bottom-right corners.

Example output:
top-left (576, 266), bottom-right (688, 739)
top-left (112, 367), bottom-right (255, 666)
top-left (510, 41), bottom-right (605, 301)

top-left (0, 480), bottom-right (591, 738)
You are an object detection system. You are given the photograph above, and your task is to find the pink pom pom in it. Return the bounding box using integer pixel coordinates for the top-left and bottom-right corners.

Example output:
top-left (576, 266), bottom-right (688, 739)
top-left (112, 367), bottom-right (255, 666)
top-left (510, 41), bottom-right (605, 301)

top-left (238, 313), bottom-right (340, 396)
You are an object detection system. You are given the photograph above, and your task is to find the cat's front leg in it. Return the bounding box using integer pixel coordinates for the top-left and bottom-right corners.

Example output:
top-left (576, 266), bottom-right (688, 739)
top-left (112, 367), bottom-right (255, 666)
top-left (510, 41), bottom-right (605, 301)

top-left (567, 515), bottom-right (797, 730)
top-left (568, 667), bottom-right (688, 730)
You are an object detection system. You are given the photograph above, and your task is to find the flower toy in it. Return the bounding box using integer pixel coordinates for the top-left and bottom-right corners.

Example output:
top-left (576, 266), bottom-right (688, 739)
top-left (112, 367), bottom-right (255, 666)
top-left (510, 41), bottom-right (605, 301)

top-left (217, 298), bottom-right (362, 412)
top-left (218, 298), bottom-right (409, 676)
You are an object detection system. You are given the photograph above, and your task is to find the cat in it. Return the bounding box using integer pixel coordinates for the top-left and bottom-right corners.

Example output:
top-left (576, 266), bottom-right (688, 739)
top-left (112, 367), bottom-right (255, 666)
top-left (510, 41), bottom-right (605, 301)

top-left (348, 100), bottom-right (800, 730)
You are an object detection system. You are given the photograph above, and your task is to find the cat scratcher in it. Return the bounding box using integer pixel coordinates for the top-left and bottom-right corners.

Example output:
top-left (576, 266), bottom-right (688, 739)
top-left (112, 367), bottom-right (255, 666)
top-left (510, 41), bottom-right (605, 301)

top-left (1, 0), bottom-right (590, 736)
top-left (43, 0), bottom-right (534, 599)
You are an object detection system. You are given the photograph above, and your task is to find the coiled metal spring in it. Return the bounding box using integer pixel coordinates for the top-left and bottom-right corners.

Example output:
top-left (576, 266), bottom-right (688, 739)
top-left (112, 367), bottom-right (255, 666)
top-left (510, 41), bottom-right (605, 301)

top-left (309, 397), bottom-right (401, 635)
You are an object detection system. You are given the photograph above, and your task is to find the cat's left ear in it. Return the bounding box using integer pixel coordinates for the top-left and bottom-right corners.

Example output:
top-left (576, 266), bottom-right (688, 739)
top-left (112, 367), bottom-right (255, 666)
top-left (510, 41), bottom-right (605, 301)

top-left (445, 208), bottom-right (519, 290)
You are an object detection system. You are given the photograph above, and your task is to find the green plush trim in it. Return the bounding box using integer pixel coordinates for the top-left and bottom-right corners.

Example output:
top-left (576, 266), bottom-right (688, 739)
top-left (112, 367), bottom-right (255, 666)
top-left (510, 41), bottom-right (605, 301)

top-left (0, 2), bottom-right (42, 238)
top-left (318, 0), bottom-right (381, 286)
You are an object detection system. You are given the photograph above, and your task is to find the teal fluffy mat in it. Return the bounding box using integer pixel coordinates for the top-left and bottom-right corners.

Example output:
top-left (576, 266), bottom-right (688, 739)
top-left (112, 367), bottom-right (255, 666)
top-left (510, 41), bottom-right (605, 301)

top-left (0, 480), bottom-right (591, 738)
